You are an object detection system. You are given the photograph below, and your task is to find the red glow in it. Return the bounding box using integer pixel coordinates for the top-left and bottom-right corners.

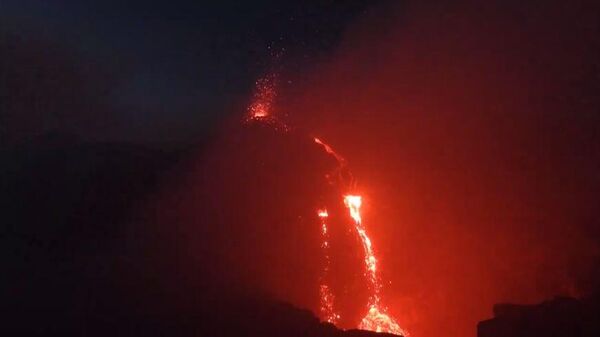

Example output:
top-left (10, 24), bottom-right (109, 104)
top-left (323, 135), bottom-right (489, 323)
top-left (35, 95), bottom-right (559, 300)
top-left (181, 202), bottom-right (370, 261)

top-left (246, 72), bottom-right (408, 335)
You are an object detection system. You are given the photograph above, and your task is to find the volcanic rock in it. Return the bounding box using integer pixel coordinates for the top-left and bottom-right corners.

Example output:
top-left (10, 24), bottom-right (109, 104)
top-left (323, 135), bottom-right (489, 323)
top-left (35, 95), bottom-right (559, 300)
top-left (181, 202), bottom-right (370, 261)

top-left (478, 295), bottom-right (600, 337)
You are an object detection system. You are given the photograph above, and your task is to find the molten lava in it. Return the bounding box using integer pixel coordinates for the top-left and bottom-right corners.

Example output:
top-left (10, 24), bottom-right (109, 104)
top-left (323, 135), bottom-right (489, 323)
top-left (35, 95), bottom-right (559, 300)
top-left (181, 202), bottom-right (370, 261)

top-left (344, 195), bottom-right (407, 336)
top-left (312, 137), bottom-right (407, 335)
top-left (343, 196), bottom-right (378, 288)
top-left (245, 71), bottom-right (408, 336)
top-left (313, 137), bottom-right (354, 190)
top-left (318, 209), bottom-right (341, 324)
top-left (314, 137), bottom-right (347, 166)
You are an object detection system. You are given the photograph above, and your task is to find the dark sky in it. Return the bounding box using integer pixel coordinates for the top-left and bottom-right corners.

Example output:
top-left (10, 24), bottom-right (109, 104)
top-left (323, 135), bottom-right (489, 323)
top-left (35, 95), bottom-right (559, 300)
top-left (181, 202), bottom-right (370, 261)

top-left (0, 0), bottom-right (381, 144)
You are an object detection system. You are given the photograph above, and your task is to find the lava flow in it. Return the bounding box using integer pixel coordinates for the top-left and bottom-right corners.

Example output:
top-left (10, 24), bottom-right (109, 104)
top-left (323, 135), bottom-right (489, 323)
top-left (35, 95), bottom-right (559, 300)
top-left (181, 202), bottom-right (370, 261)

top-left (344, 195), bottom-right (407, 336)
top-left (318, 209), bottom-right (341, 324)
top-left (313, 137), bottom-right (407, 335)
top-left (245, 71), bottom-right (407, 336)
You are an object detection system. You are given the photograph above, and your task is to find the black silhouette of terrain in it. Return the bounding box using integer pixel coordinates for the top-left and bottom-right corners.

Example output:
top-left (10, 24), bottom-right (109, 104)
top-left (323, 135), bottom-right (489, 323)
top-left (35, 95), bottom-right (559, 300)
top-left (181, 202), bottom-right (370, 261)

top-left (478, 295), bottom-right (600, 337)
top-left (1, 135), bottom-right (401, 337)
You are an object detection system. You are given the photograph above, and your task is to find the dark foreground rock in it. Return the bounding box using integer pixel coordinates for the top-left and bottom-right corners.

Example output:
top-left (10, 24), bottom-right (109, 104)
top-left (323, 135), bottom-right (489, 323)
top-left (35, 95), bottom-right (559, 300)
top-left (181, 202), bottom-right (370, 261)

top-left (6, 295), bottom-right (401, 337)
top-left (1, 137), bottom-right (404, 337)
top-left (478, 295), bottom-right (600, 337)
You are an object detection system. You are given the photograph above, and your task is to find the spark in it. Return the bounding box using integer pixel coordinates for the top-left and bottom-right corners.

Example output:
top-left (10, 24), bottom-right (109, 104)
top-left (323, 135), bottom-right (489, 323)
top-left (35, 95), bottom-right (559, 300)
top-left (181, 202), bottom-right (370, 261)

top-left (246, 72), bottom-right (289, 131)
top-left (319, 284), bottom-right (340, 324)
top-left (248, 74), bottom-right (276, 120)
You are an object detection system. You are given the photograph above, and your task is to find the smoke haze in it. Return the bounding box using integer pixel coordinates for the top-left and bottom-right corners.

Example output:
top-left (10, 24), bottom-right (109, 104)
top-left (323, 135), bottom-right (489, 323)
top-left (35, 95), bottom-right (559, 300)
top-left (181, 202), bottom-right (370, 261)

top-left (152, 2), bottom-right (600, 337)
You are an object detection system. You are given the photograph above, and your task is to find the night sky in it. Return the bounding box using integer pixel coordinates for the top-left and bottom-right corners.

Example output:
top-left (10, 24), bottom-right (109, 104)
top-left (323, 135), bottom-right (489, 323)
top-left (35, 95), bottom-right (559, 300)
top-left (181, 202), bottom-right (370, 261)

top-left (1, 0), bottom-right (378, 144)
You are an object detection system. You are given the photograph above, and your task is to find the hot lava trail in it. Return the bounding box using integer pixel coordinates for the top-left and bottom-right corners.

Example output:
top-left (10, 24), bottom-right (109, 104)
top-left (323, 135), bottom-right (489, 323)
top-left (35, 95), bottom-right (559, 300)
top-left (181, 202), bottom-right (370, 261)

top-left (314, 138), bottom-right (408, 336)
top-left (245, 72), bottom-right (408, 336)
top-left (318, 209), bottom-right (341, 324)
top-left (344, 195), bottom-right (407, 336)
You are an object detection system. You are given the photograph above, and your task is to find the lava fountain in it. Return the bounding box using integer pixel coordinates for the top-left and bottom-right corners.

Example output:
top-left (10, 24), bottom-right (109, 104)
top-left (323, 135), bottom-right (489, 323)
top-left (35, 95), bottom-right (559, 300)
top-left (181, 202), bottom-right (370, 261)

top-left (246, 72), bottom-right (288, 132)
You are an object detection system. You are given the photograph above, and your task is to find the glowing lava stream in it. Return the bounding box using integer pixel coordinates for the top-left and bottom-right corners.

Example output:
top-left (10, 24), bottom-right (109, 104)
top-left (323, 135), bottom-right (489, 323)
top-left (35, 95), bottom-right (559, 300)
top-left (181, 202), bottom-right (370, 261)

top-left (344, 195), bottom-right (407, 336)
top-left (314, 137), bottom-right (407, 335)
top-left (246, 72), bottom-right (407, 335)
top-left (318, 209), bottom-right (341, 324)
top-left (314, 137), bottom-right (347, 166)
